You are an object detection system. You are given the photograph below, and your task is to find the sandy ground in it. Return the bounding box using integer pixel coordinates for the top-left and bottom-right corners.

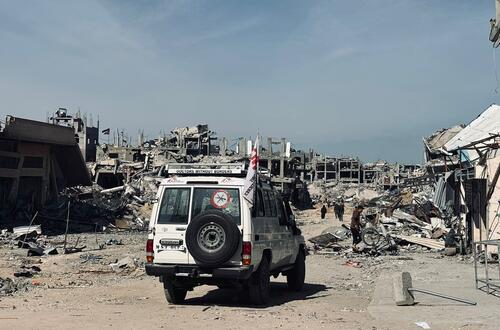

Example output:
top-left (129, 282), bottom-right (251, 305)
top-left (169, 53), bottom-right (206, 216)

top-left (0, 208), bottom-right (499, 330)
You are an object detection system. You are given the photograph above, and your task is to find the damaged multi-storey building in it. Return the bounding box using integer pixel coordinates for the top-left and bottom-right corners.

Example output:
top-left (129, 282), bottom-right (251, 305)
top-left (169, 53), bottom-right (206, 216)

top-left (0, 105), bottom-right (427, 234)
top-left (49, 108), bottom-right (99, 162)
top-left (311, 156), bottom-right (421, 189)
top-left (91, 120), bottom-right (425, 212)
top-left (93, 128), bottom-right (314, 209)
top-left (0, 115), bottom-right (91, 227)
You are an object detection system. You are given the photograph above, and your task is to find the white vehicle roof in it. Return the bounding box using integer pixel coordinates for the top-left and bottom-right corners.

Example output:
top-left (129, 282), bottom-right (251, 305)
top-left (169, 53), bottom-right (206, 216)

top-left (164, 163), bottom-right (246, 175)
top-left (160, 176), bottom-right (245, 186)
top-left (160, 163), bottom-right (247, 186)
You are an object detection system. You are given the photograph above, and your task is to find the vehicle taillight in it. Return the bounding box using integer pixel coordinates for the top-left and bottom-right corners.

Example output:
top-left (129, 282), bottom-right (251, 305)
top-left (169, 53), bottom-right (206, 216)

top-left (146, 239), bottom-right (154, 263)
top-left (242, 241), bottom-right (251, 266)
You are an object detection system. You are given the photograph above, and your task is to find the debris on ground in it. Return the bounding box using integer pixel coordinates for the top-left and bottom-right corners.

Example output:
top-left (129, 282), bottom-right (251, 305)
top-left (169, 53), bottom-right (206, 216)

top-left (109, 256), bottom-right (138, 273)
top-left (80, 253), bottom-right (103, 264)
top-left (0, 277), bottom-right (30, 296)
top-left (14, 265), bottom-right (41, 278)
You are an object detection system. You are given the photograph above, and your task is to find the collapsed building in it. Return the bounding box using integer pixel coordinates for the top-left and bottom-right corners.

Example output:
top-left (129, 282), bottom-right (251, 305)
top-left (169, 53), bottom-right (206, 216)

top-left (49, 108), bottom-right (99, 162)
top-left (312, 156), bottom-right (421, 187)
top-left (0, 108), bottom-right (425, 234)
top-left (0, 115), bottom-right (91, 227)
top-left (94, 129), bottom-right (314, 209)
top-left (92, 122), bottom-right (423, 212)
top-left (423, 104), bottom-right (500, 250)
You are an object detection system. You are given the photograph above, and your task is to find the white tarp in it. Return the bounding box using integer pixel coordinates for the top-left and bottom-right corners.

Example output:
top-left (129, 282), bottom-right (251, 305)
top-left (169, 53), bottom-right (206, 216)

top-left (444, 104), bottom-right (500, 152)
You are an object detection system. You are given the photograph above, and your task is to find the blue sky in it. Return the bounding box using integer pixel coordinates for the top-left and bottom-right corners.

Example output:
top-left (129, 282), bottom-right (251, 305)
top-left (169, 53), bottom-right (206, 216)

top-left (0, 0), bottom-right (497, 162)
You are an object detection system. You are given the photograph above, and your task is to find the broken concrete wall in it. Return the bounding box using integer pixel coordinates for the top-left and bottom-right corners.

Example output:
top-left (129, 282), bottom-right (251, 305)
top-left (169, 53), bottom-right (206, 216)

top-left (0, 116), bottom-right (91, 227)
top-left (49, 108), bottom-right (100, 162)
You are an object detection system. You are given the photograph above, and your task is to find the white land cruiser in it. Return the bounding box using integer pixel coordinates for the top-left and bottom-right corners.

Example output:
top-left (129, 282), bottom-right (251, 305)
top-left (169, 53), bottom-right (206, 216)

top-left (145, 163), bottom-right (306, 305)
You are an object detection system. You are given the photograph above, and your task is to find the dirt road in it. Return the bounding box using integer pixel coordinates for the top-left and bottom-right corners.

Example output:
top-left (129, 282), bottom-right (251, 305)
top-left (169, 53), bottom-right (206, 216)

top-left (0, 209), bottom-right (498, 329)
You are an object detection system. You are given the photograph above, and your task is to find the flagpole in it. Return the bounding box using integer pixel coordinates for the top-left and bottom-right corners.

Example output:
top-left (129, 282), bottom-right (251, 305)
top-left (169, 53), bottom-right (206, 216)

top-left (256, 131), bottom-right (259, 183)
top-left (255, 132), bottom-right (259, 211)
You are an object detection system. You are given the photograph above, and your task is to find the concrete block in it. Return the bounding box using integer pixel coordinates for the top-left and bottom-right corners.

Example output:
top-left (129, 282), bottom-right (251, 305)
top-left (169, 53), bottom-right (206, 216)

top-left (393, 271), bottom-right (415, 306)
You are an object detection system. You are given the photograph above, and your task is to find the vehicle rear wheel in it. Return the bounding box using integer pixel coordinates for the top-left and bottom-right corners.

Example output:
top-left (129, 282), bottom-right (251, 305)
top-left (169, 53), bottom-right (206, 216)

top-left (248, 256), bottom-right (270, 305)
top-left (286, 250), bottom-right (305, 291)
top-left (163, 280), bottom-right (187, 304)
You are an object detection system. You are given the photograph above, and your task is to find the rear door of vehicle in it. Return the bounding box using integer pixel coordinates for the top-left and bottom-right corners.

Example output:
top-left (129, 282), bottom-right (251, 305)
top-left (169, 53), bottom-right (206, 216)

top-left (190, 186), bottom-right (243, 266)
top-left (153, 186), bottom-right (192, 264)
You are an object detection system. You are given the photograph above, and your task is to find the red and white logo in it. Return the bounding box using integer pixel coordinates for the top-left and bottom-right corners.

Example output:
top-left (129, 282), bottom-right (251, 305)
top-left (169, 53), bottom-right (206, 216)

top-left (210, 189), bottom-right (232, 209)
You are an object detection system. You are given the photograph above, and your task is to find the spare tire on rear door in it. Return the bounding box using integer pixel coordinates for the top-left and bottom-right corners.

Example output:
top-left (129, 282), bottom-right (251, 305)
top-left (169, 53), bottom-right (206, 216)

top-left (186, 210), bottom-right (240, 267)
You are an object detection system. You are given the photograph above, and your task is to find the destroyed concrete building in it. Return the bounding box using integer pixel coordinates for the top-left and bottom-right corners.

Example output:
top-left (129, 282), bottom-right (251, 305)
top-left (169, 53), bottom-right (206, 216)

top-left (256, 137), bottom-right (313, 208)
top-left (424, 104), bottom-right (500, 249)
top-left (311, 156), bottom-right (421, 191)
top-left (91, 125), bottom-right (217, 190)
top-left (168, 125), bottom-right (216, 156)
top-left (423, 124), bottom-right (464, 174)
top-left (312, 157), bottom-right (362, 184)
top-left (90, 121), bottom-right (424, 213)
top-left (0, 115), bottom-right (91, 227)
top-left (49, 108), bottom-right (99, 162)
top-left (2, 106), bottom-right (495, 259)
top-left (0, 114), bottom-right (425, 234)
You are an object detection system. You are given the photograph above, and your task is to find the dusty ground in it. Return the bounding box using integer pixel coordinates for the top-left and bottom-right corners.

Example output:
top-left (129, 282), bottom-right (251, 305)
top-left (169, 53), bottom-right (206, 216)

top-left (0, 207), bottom-right (499, 330)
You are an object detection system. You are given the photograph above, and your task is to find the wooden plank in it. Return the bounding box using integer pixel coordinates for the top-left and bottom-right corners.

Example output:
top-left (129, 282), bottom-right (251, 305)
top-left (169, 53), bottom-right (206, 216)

top-left (392, 234), bottom-right (445, 249)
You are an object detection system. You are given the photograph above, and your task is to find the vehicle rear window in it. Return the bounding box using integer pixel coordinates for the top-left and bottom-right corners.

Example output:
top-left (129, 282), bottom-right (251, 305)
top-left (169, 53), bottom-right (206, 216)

top-left (192, 188), bottom-right (241, 225)
top-left (157, 188), bottom-right (190, 224)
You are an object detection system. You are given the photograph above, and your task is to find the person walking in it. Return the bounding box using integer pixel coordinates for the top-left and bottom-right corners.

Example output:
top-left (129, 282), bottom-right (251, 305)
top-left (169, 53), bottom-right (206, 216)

top-left (320, 204), bottom-right (327, 220)
top-left (350, 205), bottom-right (364, 252)
top-left (338, 200), bottom-right (345, 222)
top-left (334, 201), bottom-right (341, 220)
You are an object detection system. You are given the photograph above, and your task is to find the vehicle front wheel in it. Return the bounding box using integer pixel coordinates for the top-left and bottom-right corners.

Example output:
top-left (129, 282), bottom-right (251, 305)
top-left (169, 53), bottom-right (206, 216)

top-left (163, 280), bottom-right (187, 304)
top-left (286, 250), bottom-right (305, 291)
top-left (248, 256), bottom-right (270, 305)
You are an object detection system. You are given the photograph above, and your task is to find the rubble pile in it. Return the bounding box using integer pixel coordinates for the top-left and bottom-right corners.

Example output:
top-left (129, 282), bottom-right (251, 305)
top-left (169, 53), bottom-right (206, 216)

top-left (310, 182), bottom-right (383, 205)
top-left (0, 277), bottom-right (30, 296)
top-left (308, 186), bottom-right (457, 256)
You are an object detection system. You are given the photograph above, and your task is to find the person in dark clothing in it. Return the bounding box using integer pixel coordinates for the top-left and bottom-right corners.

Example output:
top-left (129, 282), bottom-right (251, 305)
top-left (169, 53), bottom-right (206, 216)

top-left (338, 200), bottom-right (345, 222)
top-left (350, 205), bottom-right (364, 251)
top-left (333, 202), bottom-right (341, 220)
top-left (320, 204), bottom-right (327, 220)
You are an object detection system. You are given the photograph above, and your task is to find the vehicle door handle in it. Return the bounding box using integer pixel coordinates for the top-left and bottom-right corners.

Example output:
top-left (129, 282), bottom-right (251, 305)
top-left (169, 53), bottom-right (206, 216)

top-left (176, 227), bottom-right (186, 231)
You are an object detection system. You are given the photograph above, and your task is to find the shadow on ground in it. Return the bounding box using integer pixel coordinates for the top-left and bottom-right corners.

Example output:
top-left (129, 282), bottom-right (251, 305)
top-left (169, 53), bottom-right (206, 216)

top-left (183, 282), bottom-right (330, 308)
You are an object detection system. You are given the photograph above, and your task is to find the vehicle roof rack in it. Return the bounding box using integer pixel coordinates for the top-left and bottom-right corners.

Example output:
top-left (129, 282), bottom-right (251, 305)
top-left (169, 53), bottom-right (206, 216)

top-left (164, 163), bottom-right (246, 176)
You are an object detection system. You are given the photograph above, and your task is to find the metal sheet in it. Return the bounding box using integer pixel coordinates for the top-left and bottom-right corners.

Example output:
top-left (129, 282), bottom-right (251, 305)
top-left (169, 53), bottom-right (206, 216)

top-left (444, 104), bottom-right (500, 152)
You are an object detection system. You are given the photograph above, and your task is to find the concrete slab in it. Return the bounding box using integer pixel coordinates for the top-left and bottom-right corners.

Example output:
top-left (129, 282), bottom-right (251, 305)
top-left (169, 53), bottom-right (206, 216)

top-left (368, 258), bottom-right (500, 329)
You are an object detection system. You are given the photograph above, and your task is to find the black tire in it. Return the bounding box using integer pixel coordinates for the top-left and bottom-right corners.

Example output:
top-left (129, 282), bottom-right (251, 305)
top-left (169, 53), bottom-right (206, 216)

top-left (362, 227), bottom-right (381, 247)
top-left (163, 281), bottom-right (187, 304)
top-left (286, 250), bottom-right (305, 291)
top-left (186, 210), bottom-right (240, 267)
top-left (248, 256), bottom-right (271, 305)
